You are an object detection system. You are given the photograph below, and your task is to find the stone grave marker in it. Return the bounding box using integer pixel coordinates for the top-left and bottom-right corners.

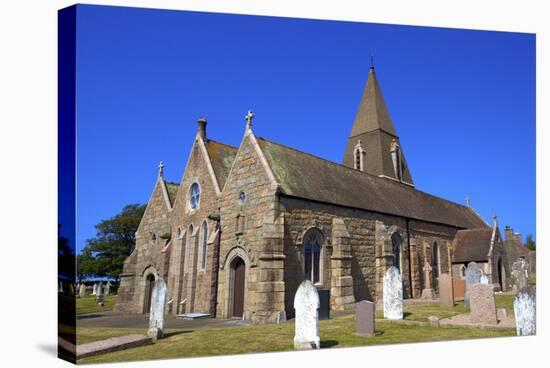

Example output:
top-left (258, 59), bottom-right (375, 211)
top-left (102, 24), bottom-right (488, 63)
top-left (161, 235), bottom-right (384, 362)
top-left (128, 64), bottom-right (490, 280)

top-left (355, 300), bottom-right (375, 336)
top-left (79, 283), bottom-right (86, 298)
top-left (148, 279), bottom-right (167, 342)
top-left (383, 266), bottom-right (403, 320)
top-left (512, 258), bottom-right (529, 293)
top-left (95, 281), bottom-right (104, 304)
top-left (59, 281), bottom-right (63, 293)
top-left (92, 283), bottom-right (98, 295)
top-left (469, 283), bottom-right (497, 325)
top-left (421, 263), bottom-right (436, 300)
top-left (293, 280), bottom-right (320, 350)
top-left (464, 262), bottom-right (482, 307)
top-left (513, 288), bottom-right (536, 336)
top-left (105, 281), bottom-right (111, 296)
top-left (438, 273), bottom-right (454, 307)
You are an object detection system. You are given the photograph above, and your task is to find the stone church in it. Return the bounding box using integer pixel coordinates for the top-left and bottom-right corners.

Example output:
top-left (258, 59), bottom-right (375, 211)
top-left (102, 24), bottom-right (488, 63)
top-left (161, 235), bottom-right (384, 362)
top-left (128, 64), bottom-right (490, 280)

top-left (114, 66), bottom-right (516, 324)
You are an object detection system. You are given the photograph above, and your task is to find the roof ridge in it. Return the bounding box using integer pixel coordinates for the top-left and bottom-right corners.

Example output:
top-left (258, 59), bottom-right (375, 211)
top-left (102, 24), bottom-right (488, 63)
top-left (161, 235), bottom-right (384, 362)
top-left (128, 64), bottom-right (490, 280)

top-left (206, 138), bottom-right (238, 150)
top-left (257, 136), bottom-right (475, 214)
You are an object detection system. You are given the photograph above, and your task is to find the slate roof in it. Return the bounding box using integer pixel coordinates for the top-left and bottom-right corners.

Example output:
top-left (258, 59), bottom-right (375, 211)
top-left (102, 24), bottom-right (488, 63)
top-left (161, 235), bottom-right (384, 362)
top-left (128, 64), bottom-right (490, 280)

top-left (257, 137), bottom-right (487, 229)
top-left (452, 228), bottom-right (493, 263)
top-left (350, 68), bottom-right (397, 137)
top-left (205, 139), bottom-right (238, 189)
top-left (164, 181), bottom-right (179, 207)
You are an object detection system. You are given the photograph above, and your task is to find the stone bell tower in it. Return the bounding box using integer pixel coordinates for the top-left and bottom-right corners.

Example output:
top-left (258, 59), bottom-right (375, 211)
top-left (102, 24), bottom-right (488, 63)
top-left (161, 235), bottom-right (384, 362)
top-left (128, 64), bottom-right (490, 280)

top-left (343, 65), bottom-right (414, 186)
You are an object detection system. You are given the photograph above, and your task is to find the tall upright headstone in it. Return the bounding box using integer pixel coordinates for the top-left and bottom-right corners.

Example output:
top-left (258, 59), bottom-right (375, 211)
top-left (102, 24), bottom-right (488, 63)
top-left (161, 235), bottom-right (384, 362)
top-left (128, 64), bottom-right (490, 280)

top-left (439, 273), bottom-right (454, 307)
top-left (421, 262), bottom-right (436, 300)
top-left (79, 283), bottom-right (87, 298)
top-left (383, 266), bottom-right (403, 320)
top-left (293, 280), bottom-right (320, 350)
top-left (59, 281), bottom-right (63, 293)
top-left (95, 281), bottom-right (104, 304)
top-left (105, 281), bottom-right (111, 296)
top-left (514, 288), bottom-right (536, 336)
top-left (148, 279), bottom-right (167, 342)
top-left (512, 258), bottom-right (529, 293)
top-left (92, 283), bottom-right (98, 295)
top-left (464, 262), bottom-right (482, 307)
top-left (469, 284), bottom-right (497, 325)
top-left (355, 300), bottom-right (375, 336)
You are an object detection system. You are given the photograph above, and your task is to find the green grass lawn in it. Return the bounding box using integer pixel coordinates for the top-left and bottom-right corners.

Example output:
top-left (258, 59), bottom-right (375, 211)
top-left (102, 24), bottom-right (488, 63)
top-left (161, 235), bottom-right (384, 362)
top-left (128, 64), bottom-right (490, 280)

top-left (78, 302), bottom-right (516, 364)
top-left (76, 295), bottom-right (117, 315)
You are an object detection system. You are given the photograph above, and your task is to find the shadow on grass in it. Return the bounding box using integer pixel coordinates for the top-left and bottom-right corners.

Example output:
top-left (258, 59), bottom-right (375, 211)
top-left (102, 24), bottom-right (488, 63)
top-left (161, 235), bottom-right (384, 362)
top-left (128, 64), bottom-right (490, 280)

top-left (403, 312), bottom-right (412, 318)
top-left (320, 340), bottom-right (339, 348)
top-left (77, 313), bottom-right (107, 320)
top-left (164, 330), bottom-right (194, 338)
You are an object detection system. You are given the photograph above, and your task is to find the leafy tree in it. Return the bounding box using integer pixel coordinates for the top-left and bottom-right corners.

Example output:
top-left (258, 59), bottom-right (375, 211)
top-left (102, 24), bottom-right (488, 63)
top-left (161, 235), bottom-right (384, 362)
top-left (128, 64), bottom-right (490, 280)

top-left (525, 234), bottom-right (536, 251)
top-left (78, 204), bottom-right (145, 281)
top-left (58, 224), bottom-right (75, 280)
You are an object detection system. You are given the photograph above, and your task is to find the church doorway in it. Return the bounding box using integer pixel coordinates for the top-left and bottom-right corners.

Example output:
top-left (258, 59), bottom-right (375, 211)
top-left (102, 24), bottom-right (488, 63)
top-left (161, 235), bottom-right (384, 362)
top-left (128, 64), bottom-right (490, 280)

top-left (143, 274), bottom-right (155, 314)
top-left (231, 257), bottom-right (246, 318)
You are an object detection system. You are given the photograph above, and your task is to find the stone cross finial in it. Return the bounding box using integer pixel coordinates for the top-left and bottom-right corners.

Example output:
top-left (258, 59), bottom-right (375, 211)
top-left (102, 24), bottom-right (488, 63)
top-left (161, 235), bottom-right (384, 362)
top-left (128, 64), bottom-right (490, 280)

top-left (245, 110), bottom-right (255, 130)
top-left (158, 161), bottom-right (165, 178)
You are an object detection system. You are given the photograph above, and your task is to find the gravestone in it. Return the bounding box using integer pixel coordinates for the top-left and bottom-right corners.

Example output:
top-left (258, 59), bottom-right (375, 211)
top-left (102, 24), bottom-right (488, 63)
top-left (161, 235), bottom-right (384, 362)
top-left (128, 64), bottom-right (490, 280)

top-left (513, 288), bottom-right (536, 336)
top-left (439, 273), bottom-right (454, 307)
top-left (59, 281), bottom-right (63, 293)
top-left (383, 266), bottom-right (403, 320)
top-left (92, 283), bottom-right (98, 295)
top-left (421, 263), bottom-right (436, 300)
top-left (293, 280), bottom-right (320, 350)
top-left (105, 281), bottom-right (111, 296)
top-left (355, 300), bottom-right (375, 336)
top-left (148, 279), bottom-right (168, 342)
top-left (511, 258), bottom-right (529, 293)
top-left (95, 281), bottom-right (104, 304)
top-left (79, 283), bottom-right (86, 298)
top-left (464, 262), bottom-right (482, 307)
top-left (469, 284), bottom-right (497, 325)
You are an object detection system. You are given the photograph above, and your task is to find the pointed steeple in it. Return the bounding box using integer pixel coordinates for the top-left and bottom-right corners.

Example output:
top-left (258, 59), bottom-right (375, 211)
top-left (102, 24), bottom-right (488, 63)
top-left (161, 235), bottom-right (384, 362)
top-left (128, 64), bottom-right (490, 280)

top-left (343, 66), bottom-right (414, 186)
top-left (349, 68), bottom-right (397, 137)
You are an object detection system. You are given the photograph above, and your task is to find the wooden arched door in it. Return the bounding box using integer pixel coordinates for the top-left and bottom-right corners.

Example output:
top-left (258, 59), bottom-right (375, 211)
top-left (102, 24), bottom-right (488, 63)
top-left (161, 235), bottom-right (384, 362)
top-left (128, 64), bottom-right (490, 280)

top-left (143, 274), bottom-right (155, 314)
top-left (232, 258), bottom-right (246, 318)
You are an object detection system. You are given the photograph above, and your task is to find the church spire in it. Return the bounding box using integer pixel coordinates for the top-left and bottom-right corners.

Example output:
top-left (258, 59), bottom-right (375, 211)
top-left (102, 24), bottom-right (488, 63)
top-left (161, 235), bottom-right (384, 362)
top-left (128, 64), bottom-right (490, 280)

top-left (343, 66), bottom-right (414, 185)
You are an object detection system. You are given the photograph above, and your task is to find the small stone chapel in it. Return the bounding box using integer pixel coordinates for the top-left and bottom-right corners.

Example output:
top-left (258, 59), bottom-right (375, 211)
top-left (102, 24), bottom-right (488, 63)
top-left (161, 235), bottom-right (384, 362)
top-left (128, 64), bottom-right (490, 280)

top-left (114, 65), bottom-right (515, 324)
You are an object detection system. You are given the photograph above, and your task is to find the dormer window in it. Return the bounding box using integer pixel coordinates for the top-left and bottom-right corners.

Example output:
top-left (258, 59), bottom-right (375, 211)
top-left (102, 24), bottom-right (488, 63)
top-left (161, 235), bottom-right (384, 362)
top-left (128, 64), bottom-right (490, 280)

top-left (189, 183), bottom-right (200, 210)
top-left (354, 141), bottom-right (365, 171)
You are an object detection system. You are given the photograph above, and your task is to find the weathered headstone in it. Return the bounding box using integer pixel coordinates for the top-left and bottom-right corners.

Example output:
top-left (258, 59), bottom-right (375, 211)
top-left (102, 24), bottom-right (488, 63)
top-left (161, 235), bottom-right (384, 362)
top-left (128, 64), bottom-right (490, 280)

top-left (105, 281), bottom-right (111, 296)
top-left (421, 263), bottom-right (436, 300)
top-left (355, 300), bottom-right (375, 336)
top-left (439, 273), bottom-right (454, 307)
top-left (92, 283), bottom-right (98, 295)
top-left (513, 288), bottom-right (536, 336)
top-left (148, 279), bottom-right (168, 342)
top-left (497, 308), bottom-right (508, 319)
top-left (79, 283), bottom-right (87, 298)
top-left (383, 266), bottom-right (403, 320)
top-left (95, 281), bottom-right (104, 304)
top-left (469, 283), bottom-right (497, 325)
top-left (511, 258), bottom-right (529, 293)
top-left (464, 262), bottom-right (482, 307)
top-left (293, 280), bottom-right (320, 350)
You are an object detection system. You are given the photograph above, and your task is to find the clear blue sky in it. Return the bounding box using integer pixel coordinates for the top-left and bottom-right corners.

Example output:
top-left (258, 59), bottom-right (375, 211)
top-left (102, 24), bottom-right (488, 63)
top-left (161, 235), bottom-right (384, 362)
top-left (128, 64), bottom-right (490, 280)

top-left (73, 4), bottom-right (535, 253)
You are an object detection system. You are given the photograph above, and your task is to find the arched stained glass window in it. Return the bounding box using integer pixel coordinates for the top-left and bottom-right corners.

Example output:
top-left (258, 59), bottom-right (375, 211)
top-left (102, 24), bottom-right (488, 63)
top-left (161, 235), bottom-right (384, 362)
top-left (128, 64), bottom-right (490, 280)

top-left (304, 229), bottom-right (323, 284)
top-left (190, 183), bottom-right (200, 209)
top-left (199, 221), bottom-right (208, 270)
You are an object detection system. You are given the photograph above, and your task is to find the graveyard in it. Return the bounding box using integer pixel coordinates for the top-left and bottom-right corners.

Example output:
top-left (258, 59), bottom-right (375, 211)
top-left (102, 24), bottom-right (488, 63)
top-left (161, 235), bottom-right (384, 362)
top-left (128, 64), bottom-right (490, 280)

top-left (69, 260), bottom-right (534, 363)
top-left (75, 292), bottom-right (517, 364)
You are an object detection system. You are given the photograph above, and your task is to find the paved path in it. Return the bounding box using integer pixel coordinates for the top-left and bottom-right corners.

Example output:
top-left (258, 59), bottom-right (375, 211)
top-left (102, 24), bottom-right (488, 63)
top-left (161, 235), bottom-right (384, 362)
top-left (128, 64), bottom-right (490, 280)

top-left (77, 312), bottom-right (251, 330)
